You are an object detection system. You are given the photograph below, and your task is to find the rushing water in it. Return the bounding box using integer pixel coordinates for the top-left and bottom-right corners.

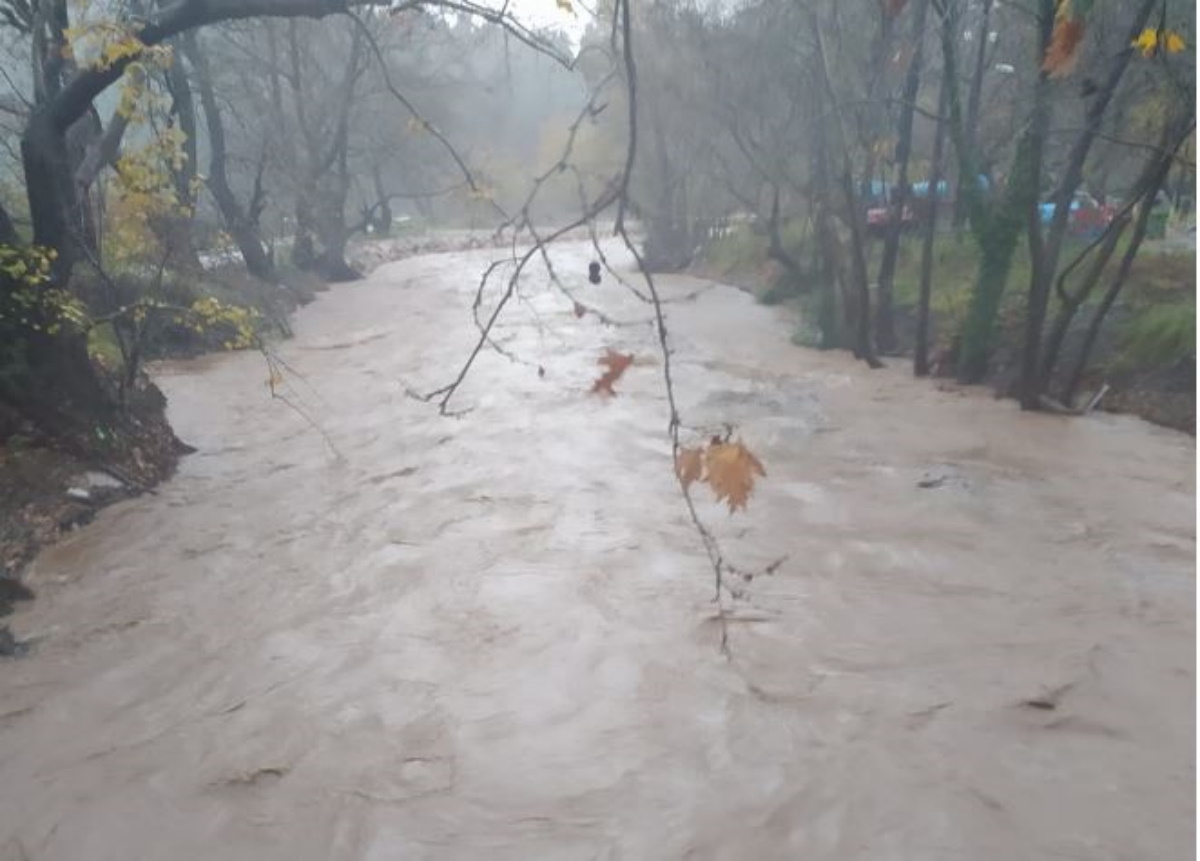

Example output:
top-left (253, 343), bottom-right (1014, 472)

top-left (1, 244), bottom-right (1194, 860)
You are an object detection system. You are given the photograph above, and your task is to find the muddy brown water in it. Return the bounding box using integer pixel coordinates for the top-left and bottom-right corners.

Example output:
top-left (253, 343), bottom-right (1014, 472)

top-left (1, 244), bottom-right (1194, 860)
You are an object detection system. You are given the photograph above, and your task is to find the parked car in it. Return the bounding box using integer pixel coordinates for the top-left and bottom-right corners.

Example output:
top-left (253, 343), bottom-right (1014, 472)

top-left (866, 204), bottom-right (917, 236)
top-left (1039, 192), bottom-right (1115, 238)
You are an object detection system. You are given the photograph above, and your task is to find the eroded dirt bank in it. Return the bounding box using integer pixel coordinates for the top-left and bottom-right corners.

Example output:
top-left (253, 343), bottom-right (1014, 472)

top-left (0, 243), bottom-right (1194, 860)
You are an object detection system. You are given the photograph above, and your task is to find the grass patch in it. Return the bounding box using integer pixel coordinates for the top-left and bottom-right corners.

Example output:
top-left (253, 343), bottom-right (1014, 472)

top-left (1118, 298), bottom-right (1196, 367)
top-left (87, 324), bottom-right (124, 368)
top-left (703, 225), bottom-right (767, 277)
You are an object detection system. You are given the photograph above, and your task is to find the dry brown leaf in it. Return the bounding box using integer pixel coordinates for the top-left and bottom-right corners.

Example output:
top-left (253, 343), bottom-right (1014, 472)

top-left (1043, 17), bottom-right (1085, 77)
top-left (675, 447), bottom-right (704, 490)
top-left (704, 440), bottom-right (766, 513)
top-left (573, 301), bottom-right (587, 319)
top-left (590, 348), bottom-right (634, 397)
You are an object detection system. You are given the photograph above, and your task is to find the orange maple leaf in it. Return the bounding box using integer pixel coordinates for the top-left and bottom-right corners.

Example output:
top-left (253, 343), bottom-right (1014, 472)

top-left (1043, 17), bottom-right (1085, 77)
top-left (590, 348), bottom-right (634, 396)
top-left (704, 440), bottom-right (766, 513)
top-left (675, 446), bottom-right (704, 490)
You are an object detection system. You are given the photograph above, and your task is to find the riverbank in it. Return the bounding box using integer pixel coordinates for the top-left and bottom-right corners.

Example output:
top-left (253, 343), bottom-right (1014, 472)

top-left (0, 231), bottom-right (529, 650)
top-left (696, 227), bottom-right (1196, 434)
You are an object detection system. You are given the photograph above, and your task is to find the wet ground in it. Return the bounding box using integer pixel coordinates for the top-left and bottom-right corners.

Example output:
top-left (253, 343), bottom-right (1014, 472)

top-left (1, 243), bottom-right (1194, 859)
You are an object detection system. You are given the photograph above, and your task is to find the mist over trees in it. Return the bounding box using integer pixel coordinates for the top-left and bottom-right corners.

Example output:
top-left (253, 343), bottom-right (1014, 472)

top-left (0, 0), bottom-right (1193, 456)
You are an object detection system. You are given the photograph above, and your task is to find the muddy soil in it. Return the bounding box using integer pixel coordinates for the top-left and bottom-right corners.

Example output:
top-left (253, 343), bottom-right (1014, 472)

top-left (0, 243), bottom-right (1193, 860)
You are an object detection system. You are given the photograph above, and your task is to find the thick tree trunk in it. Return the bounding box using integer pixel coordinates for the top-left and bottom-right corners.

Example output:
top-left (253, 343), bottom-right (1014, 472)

top-left (22, 111), bottom-right (81, 269)
top-left (838, 162), bottom-right (882, 368)
top-left (313, 145), bottom-right (359, 282)
top-left (953, 0), bottom-right (1051, 384)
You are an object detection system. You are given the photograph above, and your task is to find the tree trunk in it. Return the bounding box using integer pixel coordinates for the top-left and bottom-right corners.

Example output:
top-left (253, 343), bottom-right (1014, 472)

top-left (915, 64), bottom-right (948, 377)
top-left (955, 0), bottom-right (993, 225)
top-left (1036, 215), bottom-right (1127, 392)
top-left (22, 111), bottom-right (83, 271)
top-left (642, 119), bottom-right (692, 271)
top-left (766, 185), bottom-right (802, 290)
top-left (838, 161), bottom-right (882, 368)
top-left (876, 0), bottom-right (929, 354)
top-left (811, 126), bottom-right (843, 350)
top-left (1062, 112), bottom-right (1194, 405)
top-left (160, 47), bottom-right (204, 271)
top-left (0, 199), bottom-right (17, 245)
top-left (372, 166), bottom-right (393, 234)
top-left (954, 0), bottom-right (1051, 384)
top-left (313, 137), bottom-right (359, 281)
top-left (936, 0), bottom-right (984, 235)
top-left (810, 5), bottom-right (881, 368)
top-left (184, 34), bottom-right (275, 281)
top-left (1016, 0), bottom-right (1157, 409)
top-left (21, 0), bottom-right (376, 262)
top-left (284, 18), bottom-right (364, 279)
top-left (312, 24), bottom-right (363, 281)
top-left (1062, 165), bottom-right (1170, 405)
top-left (292, 185), bottom-right (317, 271)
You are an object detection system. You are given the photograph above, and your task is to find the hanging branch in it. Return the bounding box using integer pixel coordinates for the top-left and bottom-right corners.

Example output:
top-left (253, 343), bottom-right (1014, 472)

top-left (401, 0), bottom-right (773, 656)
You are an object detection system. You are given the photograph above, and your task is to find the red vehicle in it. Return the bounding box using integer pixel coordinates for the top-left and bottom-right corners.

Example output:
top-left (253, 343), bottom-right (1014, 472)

top-left (1039, 192), bottom-right (1115, 239)
top-left (866, 204), bottom-right (917, 236)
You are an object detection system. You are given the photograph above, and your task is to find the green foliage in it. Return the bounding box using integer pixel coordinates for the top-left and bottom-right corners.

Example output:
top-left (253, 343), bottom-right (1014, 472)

top-left (180, 296), bottom-right (259, 350)
top-left (703, 225), bottom-right (766, 276)
top-left (790, 292), bottom-right (825, 348)
top-left (63, 21), bottom-right (171, 72)
top-left (958, 124), bottom-right (1042, 382)
top-left (108, 123), bottom-right (194, 268)
top-left (891, 234), bottom-right (1028, 347)
top-left (0, 245), bottom-right (88, 338)
top-left (1118, 299), bottom-right (1196, 367)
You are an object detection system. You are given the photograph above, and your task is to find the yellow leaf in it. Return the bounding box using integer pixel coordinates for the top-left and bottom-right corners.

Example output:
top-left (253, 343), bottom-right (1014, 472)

top-left (1132, 27), bottom-right (1158, 58)
top-left (703, 440), bottom-right (766, 514)
top-left (1164, 30), bottom-right (1186, 54)
top-left (675, 446), bottom-right (704, 490)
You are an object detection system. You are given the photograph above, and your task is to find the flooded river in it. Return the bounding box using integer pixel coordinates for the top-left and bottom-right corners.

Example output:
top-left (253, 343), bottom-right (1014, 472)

top-left (1, 243), bottom-right (1194, 859)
